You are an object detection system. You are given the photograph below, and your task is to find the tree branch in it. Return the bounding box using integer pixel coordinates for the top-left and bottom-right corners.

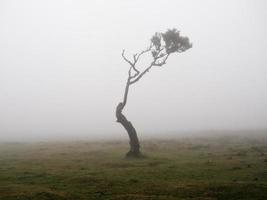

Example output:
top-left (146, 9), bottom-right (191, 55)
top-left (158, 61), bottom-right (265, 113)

top-left (132, 44), bottom-right (153, 74)
top-left (122, 50), bottom-right (133, 67)
top-left (129, 63), bottom-right (154, 84)
top-left (134, 44), bottom-right (153, 63)
top-left (153, 53), bottom-right (170, 66)
top-left (122, 43), bottom-right (171, 92)
top-left (129, 53), bottom-right (171, 84)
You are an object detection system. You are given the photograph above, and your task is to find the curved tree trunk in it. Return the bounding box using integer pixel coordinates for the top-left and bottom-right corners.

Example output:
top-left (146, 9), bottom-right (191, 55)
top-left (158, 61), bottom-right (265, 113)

top-left (116, 103), bottom-right (141, 157)
top-left (116, 79), bottom-right (141, 158)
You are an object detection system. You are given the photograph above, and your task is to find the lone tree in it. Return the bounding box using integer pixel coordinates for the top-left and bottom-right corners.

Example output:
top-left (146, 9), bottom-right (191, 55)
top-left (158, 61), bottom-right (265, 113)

top-left (116, 28), bottom-right (192, 158)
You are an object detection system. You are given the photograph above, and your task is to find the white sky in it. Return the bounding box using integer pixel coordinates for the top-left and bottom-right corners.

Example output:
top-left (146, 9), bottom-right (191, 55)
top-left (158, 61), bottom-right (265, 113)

top-left (0, 0), bottom-right (267, 140)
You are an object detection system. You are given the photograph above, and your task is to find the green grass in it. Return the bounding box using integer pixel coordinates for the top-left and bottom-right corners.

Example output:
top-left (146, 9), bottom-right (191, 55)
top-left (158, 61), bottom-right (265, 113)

top-left (0, 135), bottom-right (267, 199)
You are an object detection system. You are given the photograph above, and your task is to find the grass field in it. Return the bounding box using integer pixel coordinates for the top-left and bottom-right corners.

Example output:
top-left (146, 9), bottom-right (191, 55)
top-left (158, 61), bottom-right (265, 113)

top-left (0, 134), bottom-right (267, 200)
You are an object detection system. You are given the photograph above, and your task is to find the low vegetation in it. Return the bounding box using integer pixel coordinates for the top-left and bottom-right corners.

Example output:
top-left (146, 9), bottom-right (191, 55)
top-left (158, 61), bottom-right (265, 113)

top-left (0, 134), bottom-right (267, 199)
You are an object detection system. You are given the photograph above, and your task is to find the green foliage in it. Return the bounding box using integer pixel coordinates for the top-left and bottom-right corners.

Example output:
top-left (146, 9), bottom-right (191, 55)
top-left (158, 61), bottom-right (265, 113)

top-left (151, 28), bottom-right (192, 57)
top-left (151, 32), bottom-right (161, 51)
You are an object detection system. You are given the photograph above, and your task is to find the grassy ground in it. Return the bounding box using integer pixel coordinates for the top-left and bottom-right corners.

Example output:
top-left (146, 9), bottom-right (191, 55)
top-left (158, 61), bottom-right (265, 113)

top-left (0, 135), bottom-right (267, 200)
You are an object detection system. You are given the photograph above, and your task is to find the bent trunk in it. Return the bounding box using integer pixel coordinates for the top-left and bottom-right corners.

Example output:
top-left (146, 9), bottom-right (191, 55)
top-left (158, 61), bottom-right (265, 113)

top-left (116, 102), bottom-right (141, 157)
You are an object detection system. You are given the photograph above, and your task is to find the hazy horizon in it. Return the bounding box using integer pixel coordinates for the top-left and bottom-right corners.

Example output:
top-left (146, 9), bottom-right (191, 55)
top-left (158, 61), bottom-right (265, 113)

top-left (1, 0), bottom-right (267, 141)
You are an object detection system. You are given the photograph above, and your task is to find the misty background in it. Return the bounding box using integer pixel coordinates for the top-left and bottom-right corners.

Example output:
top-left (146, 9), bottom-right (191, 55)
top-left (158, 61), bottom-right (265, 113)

top-left (1, 0), bottom-right (267, 141)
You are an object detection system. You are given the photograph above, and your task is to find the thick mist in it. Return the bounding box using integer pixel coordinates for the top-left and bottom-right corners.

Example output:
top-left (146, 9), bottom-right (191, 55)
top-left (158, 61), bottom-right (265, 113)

top-left (1, 0), bottom-right (267, 141)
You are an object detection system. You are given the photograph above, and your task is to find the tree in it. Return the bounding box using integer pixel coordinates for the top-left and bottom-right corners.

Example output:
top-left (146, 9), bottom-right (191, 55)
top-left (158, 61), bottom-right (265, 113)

top-left (116, 28), bottom-right (192, 158)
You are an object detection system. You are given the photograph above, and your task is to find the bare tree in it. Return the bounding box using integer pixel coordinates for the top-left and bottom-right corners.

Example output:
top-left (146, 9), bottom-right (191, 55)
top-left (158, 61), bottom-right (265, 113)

top-left (116, 29), bottom-right (192, 158)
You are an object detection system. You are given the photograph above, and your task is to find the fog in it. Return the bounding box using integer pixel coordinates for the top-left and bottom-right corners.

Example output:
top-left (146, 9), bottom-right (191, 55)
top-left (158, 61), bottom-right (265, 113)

top-left (1, 0), bottom-right (267, 141)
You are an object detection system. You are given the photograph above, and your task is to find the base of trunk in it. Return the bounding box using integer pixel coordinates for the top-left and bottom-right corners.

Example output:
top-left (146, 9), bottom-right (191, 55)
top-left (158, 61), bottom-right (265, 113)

top-left (125, 150), bottom-right (144, 158)
top-left (126, 149), bottom-right (141, 157)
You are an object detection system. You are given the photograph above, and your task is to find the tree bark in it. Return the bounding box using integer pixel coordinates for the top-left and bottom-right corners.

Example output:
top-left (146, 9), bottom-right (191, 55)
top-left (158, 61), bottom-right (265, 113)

top-left (116, 103), bottom-right (141, 157)
top-left (116, 79), bottom-right (141, 158)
